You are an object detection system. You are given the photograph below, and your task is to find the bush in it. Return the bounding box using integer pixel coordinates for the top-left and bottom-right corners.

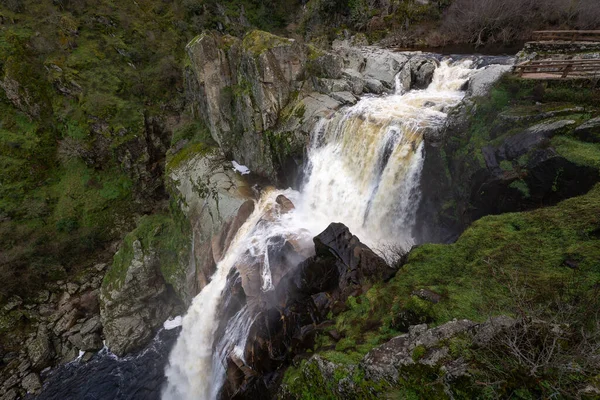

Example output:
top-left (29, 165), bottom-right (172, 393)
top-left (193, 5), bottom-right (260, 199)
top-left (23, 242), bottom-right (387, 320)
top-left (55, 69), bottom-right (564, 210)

top-left (440, 0), bottom-right (599, 46)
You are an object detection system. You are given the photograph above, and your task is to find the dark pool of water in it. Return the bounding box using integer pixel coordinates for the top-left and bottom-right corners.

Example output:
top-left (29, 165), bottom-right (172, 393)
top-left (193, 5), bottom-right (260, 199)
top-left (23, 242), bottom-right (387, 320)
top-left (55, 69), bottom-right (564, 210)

top-left (32, 328), bottom-right (179, 400)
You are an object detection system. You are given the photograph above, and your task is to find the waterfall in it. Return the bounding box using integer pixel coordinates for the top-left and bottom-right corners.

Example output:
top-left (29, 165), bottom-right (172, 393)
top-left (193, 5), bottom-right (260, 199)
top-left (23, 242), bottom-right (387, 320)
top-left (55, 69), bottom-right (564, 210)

top-left (162, 59), bottom-right (476, 400)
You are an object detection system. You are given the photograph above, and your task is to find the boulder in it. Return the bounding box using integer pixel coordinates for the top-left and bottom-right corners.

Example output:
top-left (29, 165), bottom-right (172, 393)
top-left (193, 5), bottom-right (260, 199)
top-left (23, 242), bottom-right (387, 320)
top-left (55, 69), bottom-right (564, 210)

top-left (574, 116), bottom-right (600, 143)
top-left (313, 223), bottom-right (396, 297)
top-left (361, 48), bottom-right (409, 88)
top-left (21, 372), bottom-right (42, 394)
top-left (361, 319), bottom-right (475, 382)
top-left (275, 195), bottom-right (295, 213)
top-left (67, 332), bottom-right (102, 352)
top-left (467, 64), bottom-right (513, 98)
top-left (398, 56), bottom-right (438, 92)
top-left (27, 326), bottom-right (54, 370)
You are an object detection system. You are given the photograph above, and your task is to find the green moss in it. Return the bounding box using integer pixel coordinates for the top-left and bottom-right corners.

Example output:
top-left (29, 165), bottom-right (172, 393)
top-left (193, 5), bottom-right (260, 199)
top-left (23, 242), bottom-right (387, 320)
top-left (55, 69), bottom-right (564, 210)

top-left (321, 183), bottom-right (600, 360)
top-left (499, 160), bottom-right (514, 172)
top-left (552, 136), bottom-right (600, 171)
top-left (242, 30), bottom-right (291, 55)
top-left (509, 179), bottom-right (530, 198)
top-left (411, 345), bottom-right (426, 361)
top-left (167, 142), bottom-right (213, 172)
top-left (103, 212), bottom-right (190, 292)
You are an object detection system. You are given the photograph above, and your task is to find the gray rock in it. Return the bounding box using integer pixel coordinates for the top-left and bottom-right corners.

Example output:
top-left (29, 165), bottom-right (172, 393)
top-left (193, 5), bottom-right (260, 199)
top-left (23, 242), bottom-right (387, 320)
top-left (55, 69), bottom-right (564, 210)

top-left (21, 372), bottom-right (41, 394)
top-left (17, 359), bottom-right (30, 375)
top-left (52, 308), bottom-right (78, 336)
top-left (361, 47), bottom-right (409, 88)
top-left (79, 316), bottom-right (102, 336)
top-left (186, 30), bottom-right (307, 180)
top-left (499, 120), bottom-right (575, 161)
top-left (330, 91), bottom-right (357, 105)
top-left (1, 374), bottom-right (18, 392)
top-left (341, 68), bottom-right (365, 95)
top-left (314, 78), bottom-right (351, 94)
top-left (66, 283), bottom-right (79, 295)
top-left (311, 53), bottom-right (344, 79)
top-left (412, 288), bottom-right (442, 304)
top-left (574, 116), bottom-right (600, 143)
top-left (100, 239), bottom-right (180, 356)
top-left (27, 326), bottom-right (54, 370)
top-left (398, 56), bottom-right (439, 92)
top-left (364, 78), bottom-right (385, 94)
top-left (34, 291), bottom-right (50, 304)
top-left (3, 297), bottom-right (22, 312)
top-left (467, 64), bottom-right (513, 97)
top-left (67, 332), bottom-right (102, 352)
top-left (94, 263), bottom-right (107, 272)
top-left (0, 388), bottom-right (17, 400)
top-left (473, 315), bottom-right (517, 346)
top-left (361, 319), bottom-right (475, 382)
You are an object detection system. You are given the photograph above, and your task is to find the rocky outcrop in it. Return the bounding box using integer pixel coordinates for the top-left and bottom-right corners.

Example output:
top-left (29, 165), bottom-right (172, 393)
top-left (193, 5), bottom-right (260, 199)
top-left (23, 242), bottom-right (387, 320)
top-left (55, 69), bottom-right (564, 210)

top-left (100, 240), bottom-right (182, 356)
top-left (0, 264), bottom-right (107, 399)
top-left (185, 31), bottom-right (307, 180)
top-left (415, 64), bottom-right (600, 244)
top-left (216, 222), bottom-right (395, 398)
top-left (397, 56), bottom-right (438, 92)
top-left (574, 117), bottom-right (600, 143)
top-left (184, 30), bottom-right (421, 184)
top-left (279, 316), bottom-right (519, 399)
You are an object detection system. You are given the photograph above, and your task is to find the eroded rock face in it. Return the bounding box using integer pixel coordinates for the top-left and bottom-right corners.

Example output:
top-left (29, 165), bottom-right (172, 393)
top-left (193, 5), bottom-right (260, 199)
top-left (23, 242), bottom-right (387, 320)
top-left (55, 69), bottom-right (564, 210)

top-left (184, 30), bottom-right (419, 184)
top-left (398, 56), bottom-right (439, 92)
top-left (186, 31), bottom-right (307, 180)
top-left (100, 240), bottom-right (181, 356)
top-left (217, 223), bottom-right (395, 399)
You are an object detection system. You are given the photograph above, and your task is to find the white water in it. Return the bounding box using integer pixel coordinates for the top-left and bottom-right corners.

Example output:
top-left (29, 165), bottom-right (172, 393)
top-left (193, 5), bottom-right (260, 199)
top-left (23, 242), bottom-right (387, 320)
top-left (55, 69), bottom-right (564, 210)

top-left (163, 59), bottom-right (476, 400)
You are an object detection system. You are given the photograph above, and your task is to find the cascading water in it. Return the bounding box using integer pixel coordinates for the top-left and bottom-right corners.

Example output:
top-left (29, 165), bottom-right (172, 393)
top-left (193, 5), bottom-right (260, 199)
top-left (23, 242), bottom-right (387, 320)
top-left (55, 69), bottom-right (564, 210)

top-left (163, 58), bottom-right (477, 400)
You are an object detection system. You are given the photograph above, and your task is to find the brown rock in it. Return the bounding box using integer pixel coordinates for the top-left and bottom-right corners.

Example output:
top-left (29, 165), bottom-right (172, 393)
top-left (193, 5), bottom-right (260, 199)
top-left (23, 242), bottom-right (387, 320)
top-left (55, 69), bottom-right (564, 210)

top-left (275, 195), bottom-right (295, 213)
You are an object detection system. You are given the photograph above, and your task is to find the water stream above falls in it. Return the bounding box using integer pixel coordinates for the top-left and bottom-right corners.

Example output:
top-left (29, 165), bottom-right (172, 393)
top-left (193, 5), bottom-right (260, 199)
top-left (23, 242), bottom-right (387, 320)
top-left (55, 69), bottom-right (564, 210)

top-left (162, 59), bottom-right (478, 400)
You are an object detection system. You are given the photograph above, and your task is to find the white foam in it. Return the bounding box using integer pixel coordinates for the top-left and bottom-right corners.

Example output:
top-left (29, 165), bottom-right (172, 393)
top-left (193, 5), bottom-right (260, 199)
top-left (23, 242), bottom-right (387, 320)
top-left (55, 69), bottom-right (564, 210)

top-left (163, 316), bottom-right (183, 330)
top-left (231, 161), bottom-right (250, 175)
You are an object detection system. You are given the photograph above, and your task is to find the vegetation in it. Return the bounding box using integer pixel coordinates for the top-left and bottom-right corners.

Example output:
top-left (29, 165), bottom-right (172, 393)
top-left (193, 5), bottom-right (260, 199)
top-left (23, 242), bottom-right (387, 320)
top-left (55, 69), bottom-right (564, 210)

top-left (284, 183), bottom-right (600, 399)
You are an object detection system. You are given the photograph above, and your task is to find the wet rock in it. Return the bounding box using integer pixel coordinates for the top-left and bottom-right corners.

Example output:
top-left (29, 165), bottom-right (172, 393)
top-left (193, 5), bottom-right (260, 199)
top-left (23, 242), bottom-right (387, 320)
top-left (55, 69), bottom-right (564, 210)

top-left (574, 116), bottom-right (600, 143)
top-left (100, 239), bottom-right (181, 356)
top-left (275, 195), bottom-right (295, 213)
top-left (211, 200), bottom-right (255, 264)
top-left (313, 223), bottom-right (396, 297)
top-left (398, 56), bottom-right (438, 92)
top-left (21, 372), bottom-right (41, 393)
